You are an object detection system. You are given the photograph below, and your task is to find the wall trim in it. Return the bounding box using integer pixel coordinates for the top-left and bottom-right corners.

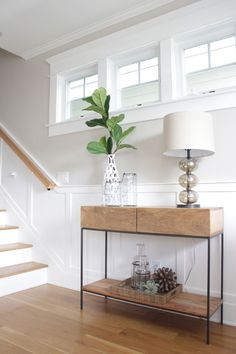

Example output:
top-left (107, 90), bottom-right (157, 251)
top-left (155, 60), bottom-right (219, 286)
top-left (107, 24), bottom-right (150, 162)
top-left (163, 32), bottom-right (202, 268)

top-left (21, 0), bottom-right (175, 59)
top-left (48, 89), bottom-right (236, 136)
top-left (46, 0), bottom-right (236, 137)
top-left (55, 181), bottom-right (236, 194)
top-left (1, 149), bottom-right (235, 326)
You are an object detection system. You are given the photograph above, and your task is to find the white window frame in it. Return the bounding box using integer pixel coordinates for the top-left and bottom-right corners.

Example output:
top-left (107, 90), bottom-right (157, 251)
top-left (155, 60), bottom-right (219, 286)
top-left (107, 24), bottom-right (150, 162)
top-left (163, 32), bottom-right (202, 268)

top-left (176, 22), bottom-right (236, 97)
top-left (47, 1), bottom-right (236, 137)
top-left (184, 35), bottom-right (236, 73)
top-left (183, 35), bottom-right (236, 95)
top-left (65, 68), bottom-right (98, 120)
top-left (49, 63), bottom-right (98, 124)
top-left (112, 46), bottom-right (160, 109)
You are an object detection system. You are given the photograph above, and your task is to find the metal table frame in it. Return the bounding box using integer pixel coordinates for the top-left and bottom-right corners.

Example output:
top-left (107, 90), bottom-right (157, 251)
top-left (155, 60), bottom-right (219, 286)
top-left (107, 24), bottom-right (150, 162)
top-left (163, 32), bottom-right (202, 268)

top-left (80, 227), bottom-right (223, 344)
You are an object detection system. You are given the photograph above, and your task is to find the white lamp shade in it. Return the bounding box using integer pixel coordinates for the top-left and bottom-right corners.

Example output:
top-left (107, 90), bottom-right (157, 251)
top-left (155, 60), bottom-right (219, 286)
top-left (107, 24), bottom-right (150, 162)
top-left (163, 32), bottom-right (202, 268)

top-left (163, 111), bottom-right (215, 158)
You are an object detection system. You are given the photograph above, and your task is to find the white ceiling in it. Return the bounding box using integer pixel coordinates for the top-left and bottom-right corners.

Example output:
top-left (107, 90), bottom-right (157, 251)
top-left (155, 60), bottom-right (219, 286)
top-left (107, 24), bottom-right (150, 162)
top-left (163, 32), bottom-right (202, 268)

top-left (0, 0), bottom-right (196, 60)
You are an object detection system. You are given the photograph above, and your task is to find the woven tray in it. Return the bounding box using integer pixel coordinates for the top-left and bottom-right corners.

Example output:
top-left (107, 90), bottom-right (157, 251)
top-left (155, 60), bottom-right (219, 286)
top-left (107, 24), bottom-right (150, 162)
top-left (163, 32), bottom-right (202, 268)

top-left (110, 278), bottom-right (182, 304)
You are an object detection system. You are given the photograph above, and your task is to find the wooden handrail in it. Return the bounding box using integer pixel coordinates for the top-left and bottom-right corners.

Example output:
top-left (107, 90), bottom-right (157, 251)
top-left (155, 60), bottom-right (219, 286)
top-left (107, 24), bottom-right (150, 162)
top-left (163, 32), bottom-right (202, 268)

top-left (0, 127), bottom-right (56, 190)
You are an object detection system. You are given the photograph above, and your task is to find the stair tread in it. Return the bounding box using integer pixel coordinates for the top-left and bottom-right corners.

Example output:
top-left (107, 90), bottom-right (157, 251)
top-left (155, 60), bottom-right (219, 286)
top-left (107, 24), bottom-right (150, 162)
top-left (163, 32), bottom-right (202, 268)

top-left (0, 225), bottom-right (19, 230)
top-left (0, 262), bottom-right (48, 278)
top-left (0, 243), bottom-right (32, 252)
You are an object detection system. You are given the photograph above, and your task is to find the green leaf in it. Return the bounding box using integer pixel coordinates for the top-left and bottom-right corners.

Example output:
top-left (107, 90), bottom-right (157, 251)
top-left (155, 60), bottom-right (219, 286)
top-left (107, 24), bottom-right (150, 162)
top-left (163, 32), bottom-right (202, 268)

top-left (121, 126), bottom-right (136, 141)
top-left (106, 114), bottom-right (125, 130)
top-left (85, 119), bottom-right (106, 127)
top-left (104, 95), bottom-right (110, 117)
top-left (106, 137), bottom-right (113, 154)
top-left (83, 105), bottom-right (107, 117)
top-left (116, 144), bottom-right (136, 151)
top-left (112, 114), bottom-right (125, 124)
top-left (112, 124), bottom-right (122, 144)
top-left (92, 87), bottom-right (107, 109)
top-left (87, 141), bottom-right (107, 154)
top-left (106, 120), bottom-right (113, 130)
top-left (99, 136), bottom-right (107, 150)
top-left (82, 96), bottom-right (95, 105)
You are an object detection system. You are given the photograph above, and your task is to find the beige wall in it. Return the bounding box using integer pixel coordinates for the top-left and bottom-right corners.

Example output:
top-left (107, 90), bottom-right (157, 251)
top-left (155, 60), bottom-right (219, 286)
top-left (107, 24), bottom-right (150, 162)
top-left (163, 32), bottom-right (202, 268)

top-left (0, 48), bottom-right (236, 185)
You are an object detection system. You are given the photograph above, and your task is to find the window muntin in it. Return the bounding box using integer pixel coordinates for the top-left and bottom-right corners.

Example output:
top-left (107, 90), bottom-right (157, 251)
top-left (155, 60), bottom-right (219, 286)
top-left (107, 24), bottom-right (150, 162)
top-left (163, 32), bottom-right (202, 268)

top-left (119, 63), bottom-right (139, 88)
top-left (140, 58), bottom-right (159, 83)
top-left (118, 57), bottom-right (159, 107)
top-left (184, 36), bottom-right (236, 74)
top-left (48, 16), bottom-right (236, 139)
top-left (183, 35), bottom-right (236, 94)
top-left (66, 74), bottom-right (98, 120)
top-left (119, 58), bottom-right (158, 87)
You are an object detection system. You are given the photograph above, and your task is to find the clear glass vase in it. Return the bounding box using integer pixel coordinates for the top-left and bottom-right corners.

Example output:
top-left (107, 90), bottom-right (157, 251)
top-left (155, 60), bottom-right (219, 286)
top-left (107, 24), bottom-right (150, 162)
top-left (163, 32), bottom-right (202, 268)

top-left (103, 154), bottom-right (121, 206)
top-left (131, 243), bottom-right (150, 289)
top-left (121, 173), bottom-right (137, 206)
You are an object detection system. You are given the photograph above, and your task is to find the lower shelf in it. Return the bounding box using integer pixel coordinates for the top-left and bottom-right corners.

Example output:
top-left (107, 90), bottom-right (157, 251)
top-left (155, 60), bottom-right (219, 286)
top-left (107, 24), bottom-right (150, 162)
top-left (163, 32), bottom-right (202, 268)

top-left (83, 278), bottom-right (222, 318)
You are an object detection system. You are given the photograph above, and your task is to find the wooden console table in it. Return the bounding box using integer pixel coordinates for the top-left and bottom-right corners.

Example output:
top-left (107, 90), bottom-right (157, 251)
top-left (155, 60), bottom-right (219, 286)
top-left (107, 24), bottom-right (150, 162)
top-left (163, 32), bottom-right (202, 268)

top-left (80, 206), bottom-right (224, 344)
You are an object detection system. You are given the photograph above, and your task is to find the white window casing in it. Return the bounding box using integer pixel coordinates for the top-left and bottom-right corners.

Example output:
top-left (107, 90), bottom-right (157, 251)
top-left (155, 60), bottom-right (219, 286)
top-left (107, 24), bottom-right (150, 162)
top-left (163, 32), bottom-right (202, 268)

top-left (176, 20), bottom-right (236, 96)
top-left (182, 35), bottom-right (236, 95)
top-left (114, 46), bottom-right (160, 109)
top-left (47, 0), bottom-right (236, 137)
top-left (66, 72), bottom-right (98, 120)
top-left (160, 38), bottom-right (177, 101)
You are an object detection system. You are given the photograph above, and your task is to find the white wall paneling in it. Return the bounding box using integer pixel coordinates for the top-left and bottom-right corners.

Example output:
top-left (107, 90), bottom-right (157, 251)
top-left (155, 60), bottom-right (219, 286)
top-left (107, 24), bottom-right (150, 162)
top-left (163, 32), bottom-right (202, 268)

top-left (0, 138), bottom-right (235, 325)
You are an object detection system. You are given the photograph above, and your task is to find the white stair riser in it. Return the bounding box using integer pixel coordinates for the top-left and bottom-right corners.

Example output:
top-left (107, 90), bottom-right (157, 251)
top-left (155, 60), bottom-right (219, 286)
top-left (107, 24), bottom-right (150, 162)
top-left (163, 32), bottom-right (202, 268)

top-left (0, 212), bottom-right (6, 225)
top-left (0, 248), bottom-right (32, 267)
top-left (0, 229), bottom-right (18, 244)
top-left (0, 268), bottom-right (48, 297)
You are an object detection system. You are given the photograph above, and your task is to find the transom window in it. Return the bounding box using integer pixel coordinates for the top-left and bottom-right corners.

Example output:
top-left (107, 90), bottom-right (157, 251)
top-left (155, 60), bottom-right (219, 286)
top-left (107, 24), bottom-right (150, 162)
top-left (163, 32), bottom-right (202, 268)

top-left (184, 36), bottom-right (236, 94)
top-left (66, 74), bottom-right (98, 120)
top-left (47, 18), bottom-right (236, 136)
top-left (119, 58), bottom-right (159, 87)
top-left (118, 57), bottom-right (159, 108)
top-left (184, 36), bottom-right (236, 73)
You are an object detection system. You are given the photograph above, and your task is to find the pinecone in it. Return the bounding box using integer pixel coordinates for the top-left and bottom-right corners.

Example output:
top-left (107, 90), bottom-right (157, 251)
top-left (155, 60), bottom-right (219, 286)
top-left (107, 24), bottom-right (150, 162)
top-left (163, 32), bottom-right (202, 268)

top-left (153, 267), bottom-right (177, 293)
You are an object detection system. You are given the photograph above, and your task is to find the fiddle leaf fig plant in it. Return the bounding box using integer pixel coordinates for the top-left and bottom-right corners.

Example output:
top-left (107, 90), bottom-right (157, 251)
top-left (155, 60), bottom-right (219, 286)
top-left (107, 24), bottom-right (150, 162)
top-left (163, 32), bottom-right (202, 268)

top-left (83, 87), bottom-right (136, 154)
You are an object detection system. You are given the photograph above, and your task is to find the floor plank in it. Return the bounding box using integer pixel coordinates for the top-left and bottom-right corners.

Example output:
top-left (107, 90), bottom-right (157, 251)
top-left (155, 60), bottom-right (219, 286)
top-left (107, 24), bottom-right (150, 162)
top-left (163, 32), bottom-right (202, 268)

top-left (0, 327), bottom-right (67, 354)
top-left (0, 284), bottom-right (235, 354)
top-left (0, 337), bottom-right (31, 353)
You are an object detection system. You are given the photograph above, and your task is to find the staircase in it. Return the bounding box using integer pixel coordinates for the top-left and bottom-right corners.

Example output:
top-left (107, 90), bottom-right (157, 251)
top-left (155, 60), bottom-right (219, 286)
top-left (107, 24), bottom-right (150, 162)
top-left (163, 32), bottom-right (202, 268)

top-left (0, 209), bottom-right (48, 296)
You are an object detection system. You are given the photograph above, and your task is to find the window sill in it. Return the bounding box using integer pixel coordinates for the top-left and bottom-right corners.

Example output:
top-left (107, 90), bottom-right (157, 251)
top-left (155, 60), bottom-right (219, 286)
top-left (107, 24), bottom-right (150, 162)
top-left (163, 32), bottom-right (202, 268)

top-left (48, 88), bottom-right (236, 137)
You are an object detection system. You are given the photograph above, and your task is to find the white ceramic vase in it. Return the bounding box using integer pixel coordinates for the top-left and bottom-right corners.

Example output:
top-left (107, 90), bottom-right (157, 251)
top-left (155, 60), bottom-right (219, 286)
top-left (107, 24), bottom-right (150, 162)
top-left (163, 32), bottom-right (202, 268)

top-left (103, 154), bottom-right (121, 206)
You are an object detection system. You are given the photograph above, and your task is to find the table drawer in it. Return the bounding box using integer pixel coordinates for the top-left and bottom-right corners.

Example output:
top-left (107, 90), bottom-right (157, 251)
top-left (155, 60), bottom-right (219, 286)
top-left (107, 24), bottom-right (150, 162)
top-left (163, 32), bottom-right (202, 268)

top-left (137, 208), bottom-right (223, 237)
top-left (81, 206), bottom-right (137, 232)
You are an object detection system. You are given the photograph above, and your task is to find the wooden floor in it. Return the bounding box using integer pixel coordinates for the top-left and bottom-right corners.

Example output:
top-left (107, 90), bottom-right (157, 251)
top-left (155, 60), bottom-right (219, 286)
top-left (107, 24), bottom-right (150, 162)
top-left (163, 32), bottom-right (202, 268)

top-left (0, 285), bottom-right (235, 354)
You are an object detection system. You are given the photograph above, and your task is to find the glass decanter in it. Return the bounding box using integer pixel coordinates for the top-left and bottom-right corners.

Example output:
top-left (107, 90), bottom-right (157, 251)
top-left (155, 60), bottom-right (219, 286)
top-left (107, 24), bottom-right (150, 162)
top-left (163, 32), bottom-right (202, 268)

top-left (131, 243), bottom-right (150, 289)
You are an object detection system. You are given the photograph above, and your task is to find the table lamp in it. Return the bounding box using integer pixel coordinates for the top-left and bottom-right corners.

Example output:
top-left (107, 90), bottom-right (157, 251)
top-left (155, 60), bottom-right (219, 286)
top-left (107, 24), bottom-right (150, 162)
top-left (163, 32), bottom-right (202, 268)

top-left (163, 111), bottom-right (215, 207)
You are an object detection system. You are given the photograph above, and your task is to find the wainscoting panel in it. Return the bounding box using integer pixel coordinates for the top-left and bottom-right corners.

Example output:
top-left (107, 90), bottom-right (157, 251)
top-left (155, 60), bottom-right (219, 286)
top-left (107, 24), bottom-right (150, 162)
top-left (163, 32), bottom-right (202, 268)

top-left (1, 142), bottom-right (31, 217)
top-left (0, 139), bottom-right (235, 325)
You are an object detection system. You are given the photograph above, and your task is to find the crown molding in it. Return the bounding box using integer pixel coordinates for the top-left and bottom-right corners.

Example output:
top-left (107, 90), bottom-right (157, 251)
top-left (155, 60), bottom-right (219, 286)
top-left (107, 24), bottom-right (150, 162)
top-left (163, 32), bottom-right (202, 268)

top-left (20, 0), bottom-right (176, 60)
